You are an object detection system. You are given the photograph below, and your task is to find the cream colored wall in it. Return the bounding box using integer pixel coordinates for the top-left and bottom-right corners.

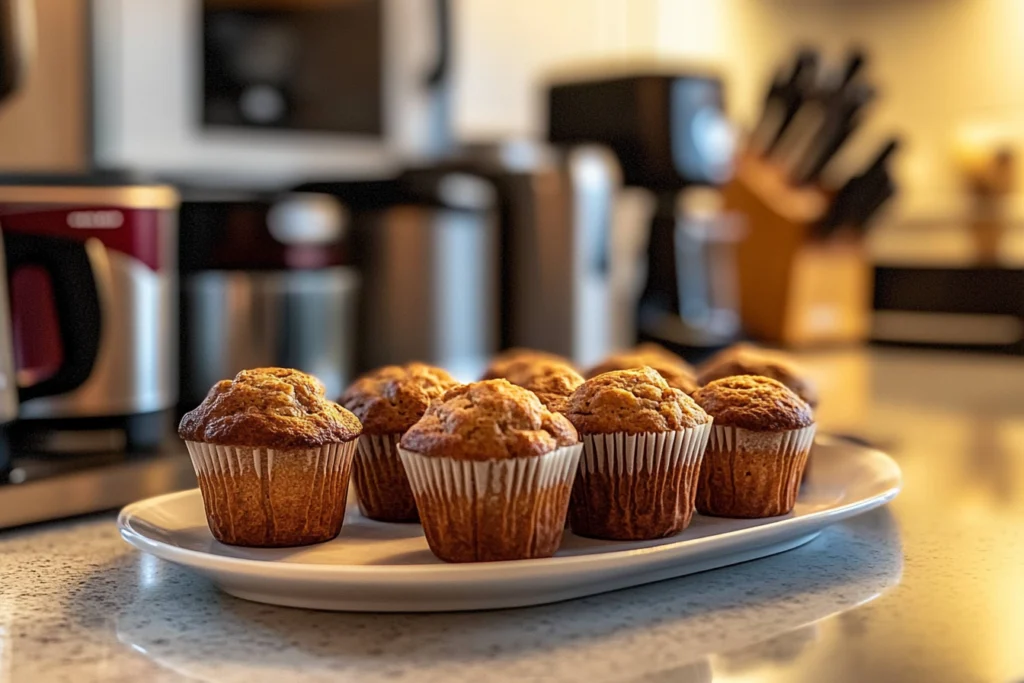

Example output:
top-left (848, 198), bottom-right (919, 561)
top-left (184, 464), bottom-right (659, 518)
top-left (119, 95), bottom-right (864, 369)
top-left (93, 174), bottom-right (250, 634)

top-left (452, 0), bottom-right (1024, 221)
top-left (710, 0), bottom-right (1024, 221)
top-left (451, 0), bottom-right (731, 140)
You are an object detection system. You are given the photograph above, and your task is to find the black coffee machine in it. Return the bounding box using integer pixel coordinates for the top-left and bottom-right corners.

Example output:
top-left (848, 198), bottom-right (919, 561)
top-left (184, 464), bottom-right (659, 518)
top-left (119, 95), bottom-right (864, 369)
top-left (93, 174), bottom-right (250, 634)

top-left (548, 72), bottom-right (741, 360)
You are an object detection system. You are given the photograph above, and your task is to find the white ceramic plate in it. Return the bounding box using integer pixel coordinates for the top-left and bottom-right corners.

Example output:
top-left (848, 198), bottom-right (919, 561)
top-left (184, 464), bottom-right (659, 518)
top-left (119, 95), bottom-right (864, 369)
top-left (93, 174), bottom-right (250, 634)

top-left (118, 436), bottom-right (901, 612)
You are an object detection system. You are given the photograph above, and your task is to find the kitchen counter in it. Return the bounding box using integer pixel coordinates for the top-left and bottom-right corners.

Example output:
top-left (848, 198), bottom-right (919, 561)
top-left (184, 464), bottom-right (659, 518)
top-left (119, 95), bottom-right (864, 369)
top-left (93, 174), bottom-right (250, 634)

top-left (3, 348), bottom-right (1024, 683)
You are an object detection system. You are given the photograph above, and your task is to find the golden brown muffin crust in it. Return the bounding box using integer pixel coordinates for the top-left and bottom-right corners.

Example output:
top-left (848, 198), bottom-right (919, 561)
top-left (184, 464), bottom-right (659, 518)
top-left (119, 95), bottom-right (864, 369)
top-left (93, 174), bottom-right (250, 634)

top-left (586, 352), bottom-right (698, 394)
top-left (480, 348), bottom-right (574, 381)
top-left (692, 375), bottom-right (813, 431)
top-left (400, 379), bottom-right (578, 460)
top-left (632, 342), bottom-right (691, 366)
top-left (697, 348), bottom-right (818, 407)
top-left (341, 363), bottom-right (459, 435)
top-left (501, 359), bottom-right (583, 413)
top-left (696, 342), bottom-right (762, 373)
top-left (566, 367), bottom-right (710, 435)
top-left (179, 367), bottom-right (362, 448)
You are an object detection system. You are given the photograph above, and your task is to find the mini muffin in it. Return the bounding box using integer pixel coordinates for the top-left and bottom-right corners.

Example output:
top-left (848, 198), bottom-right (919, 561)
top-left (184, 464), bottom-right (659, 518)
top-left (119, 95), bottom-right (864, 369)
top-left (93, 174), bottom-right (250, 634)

top-left (399, 380), bottom-right (581, 563)
top-left (633, 342), bottom-right (690, 365)
top-left (179, 368), bottom-right (362, 547)
top-left (692, 375), bottom-right (816, 518)
top-left (696, 342), bottom-right (762, 373)
top-left (481, 347), bottom-right (574, 381)
top-left (341, 363), bottom-right (459, 522)
top-left (500, 359), bottom-right (584, 413)
top-left (696, 345), bottom-right (818, 408)
top-left (585, 350), bottom-right (698, 394)
top-left (564, 367), bottom-right (713, 540)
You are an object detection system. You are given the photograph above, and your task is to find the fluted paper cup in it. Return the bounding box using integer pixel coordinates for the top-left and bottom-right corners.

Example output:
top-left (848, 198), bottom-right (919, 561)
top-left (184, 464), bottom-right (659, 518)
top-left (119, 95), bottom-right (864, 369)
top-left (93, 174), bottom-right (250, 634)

top-left (696, 424), bottom-right (816, 518)
top-left (568, 423), bottom-right (713, 540)
top-left (185, 439), bottom-right (357, 547)
top-left (398, 444), bottom-right (582, 563)
top-left (352, 433), bottom-right (419, 522)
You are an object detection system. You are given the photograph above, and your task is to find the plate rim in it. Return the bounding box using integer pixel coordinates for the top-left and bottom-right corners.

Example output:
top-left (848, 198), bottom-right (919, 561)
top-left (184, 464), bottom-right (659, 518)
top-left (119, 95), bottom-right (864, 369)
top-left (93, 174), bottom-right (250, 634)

top-left (118, 436), bottom-right (902, 580)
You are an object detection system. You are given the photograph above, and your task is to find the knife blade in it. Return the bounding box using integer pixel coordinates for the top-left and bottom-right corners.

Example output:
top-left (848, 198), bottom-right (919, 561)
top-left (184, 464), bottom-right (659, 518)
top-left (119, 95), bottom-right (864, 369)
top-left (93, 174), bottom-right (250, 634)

top-left (793, 81), bottom-right (876, 185)
top-left (816, 137), bottom-right (899, 237)
top-left (750, 68), bottom-right (787, 155)
top-left (764, 48), bottom-right (820, 157)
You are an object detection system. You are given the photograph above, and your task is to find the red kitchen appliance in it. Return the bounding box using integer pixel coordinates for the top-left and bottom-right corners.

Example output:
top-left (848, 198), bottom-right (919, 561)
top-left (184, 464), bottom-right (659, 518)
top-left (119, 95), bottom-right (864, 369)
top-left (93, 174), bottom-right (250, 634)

top-left (0, 177), bottom-right (180, 452)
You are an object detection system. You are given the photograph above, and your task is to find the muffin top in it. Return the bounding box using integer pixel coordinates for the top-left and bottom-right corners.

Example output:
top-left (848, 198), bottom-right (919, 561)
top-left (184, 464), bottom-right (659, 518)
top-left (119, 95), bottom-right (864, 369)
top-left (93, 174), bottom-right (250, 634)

top-left (502, 359), bottom-right (584, 413)
top-left (691, 375), bottom-right (814, 432)
top-left (400, 379), bottom-right (578, 460)
top-left (179, 367), bottom-right (362, 448)
top-left (586, 352), bottom-right (698, 394)
top-left (340, 363), bottom-right (459, 435)
top-left (697, 347), bottom-right (818, 407)
top-left (566, 367), bottom-right (710, 435)
top-left (696, 342), bottom-right (762, 373)
top-left (480, 348), bottom-right (574, 381)
top-left (633, 342), bottom-right (691, 365)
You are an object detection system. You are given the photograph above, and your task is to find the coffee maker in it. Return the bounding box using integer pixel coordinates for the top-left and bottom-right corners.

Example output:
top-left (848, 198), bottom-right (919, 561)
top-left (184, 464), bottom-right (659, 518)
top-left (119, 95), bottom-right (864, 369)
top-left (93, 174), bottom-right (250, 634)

top-left (453, 141), bottom-right (624, 367)
top-left (299, 169), bottom-right (500, 381)
top-left (548, 73), bottom-right (741, 358)
top-left (300, 143), bottom-right (625, 377)
top-left (178, 192), bottom-right (360, 410)
top-left (0, 177), bottom-right (180, 452)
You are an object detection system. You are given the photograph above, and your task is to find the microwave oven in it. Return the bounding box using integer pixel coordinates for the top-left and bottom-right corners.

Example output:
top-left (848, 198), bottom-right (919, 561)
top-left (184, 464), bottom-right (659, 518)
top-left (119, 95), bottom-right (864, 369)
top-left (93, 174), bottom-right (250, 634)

top-left (0, 0), bottom-right (450, 185)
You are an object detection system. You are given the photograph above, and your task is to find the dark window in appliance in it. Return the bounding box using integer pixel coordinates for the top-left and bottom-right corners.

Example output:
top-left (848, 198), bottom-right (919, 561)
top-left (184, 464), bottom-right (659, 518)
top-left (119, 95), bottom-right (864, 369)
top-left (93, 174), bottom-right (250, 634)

top-left (202, 0), bottom-right (383, 135)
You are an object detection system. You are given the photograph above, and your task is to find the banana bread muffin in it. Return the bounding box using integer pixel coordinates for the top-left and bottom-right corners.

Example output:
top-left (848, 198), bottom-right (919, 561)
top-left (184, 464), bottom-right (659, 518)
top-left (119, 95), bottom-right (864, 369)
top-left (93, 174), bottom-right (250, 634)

top-left (696, 346), bottom-right (818, 408)
top-left (341, 363), bottom-right (458, 522)
top-left (692, 375), bottom-right (816, 518)
top-left (563, 367), bottom-right (713, 540)
top-left (633, 342), bottom-right (691, 365)
top-left (500, 359), bottom-right (584, 413)
top-left (481, 347), bottom-right (574, 381)
top-left (586, 350), bottom-right (698, 394)
top-left (179, 367), bottom-right (361, 547)
top-left (695, 342), bottom-right (761, 373)
top-left (399, 380), bottom-right (582, 562)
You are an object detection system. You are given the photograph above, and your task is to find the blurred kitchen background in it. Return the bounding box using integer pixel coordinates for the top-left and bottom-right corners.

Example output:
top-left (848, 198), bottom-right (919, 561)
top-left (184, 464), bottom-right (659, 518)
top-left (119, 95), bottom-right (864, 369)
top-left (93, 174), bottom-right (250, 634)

top-left (0, 0), bottom-right (1021, 525)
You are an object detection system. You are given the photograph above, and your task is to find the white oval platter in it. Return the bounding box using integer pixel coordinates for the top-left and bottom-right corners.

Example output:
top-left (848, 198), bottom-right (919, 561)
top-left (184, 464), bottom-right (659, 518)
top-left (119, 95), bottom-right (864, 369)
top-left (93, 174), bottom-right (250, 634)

top-left (118, 436), bottom-right (901, 612)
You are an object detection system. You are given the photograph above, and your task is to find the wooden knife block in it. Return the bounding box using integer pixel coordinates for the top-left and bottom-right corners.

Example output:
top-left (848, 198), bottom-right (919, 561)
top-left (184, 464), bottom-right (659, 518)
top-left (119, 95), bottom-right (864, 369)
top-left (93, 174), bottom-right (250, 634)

top-left (723, 157), bottom-right (873, 347)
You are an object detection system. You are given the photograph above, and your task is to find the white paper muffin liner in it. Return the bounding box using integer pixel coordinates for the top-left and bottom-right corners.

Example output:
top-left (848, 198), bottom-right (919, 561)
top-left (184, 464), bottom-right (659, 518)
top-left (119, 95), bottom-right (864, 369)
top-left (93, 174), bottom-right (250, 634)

top-left (578, 423), bottom-right (712, 476)
top-left (184, 439), bottom-right (357, 547)
top-left (398, 443), bottom-right (583, 562)
top-left (697, 423), bottom-right (817, 518)
top-left (352, 433), bottom-right (419, 522)
top-left (570, 422), bottom-right (713, 540)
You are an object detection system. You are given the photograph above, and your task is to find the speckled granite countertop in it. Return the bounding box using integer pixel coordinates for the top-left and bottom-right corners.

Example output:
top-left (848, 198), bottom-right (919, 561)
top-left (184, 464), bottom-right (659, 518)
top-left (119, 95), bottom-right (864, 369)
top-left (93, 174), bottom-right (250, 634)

top-left (3, 349), bottom-right (1024, 683)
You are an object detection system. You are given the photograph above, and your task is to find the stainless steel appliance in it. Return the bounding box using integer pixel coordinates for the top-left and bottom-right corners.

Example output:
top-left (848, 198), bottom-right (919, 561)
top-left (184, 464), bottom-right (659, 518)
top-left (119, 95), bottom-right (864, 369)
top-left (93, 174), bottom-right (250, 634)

top-left (0, 227), bottom-right (192, 525)
top-left (0, 1), bottom-right (189, 527)
top-left (0, 179), bottom-right (180, 452)
top-left (456, 142), bottom-right (625, 368)
top-left (300, 170), bottom-right (499, 380)
top-left (548, 72), bottom-right (741, 358)
top-left (179, 193), bottom-right (360, 409)
top-left (302, 146), bottom-right (626, 375)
